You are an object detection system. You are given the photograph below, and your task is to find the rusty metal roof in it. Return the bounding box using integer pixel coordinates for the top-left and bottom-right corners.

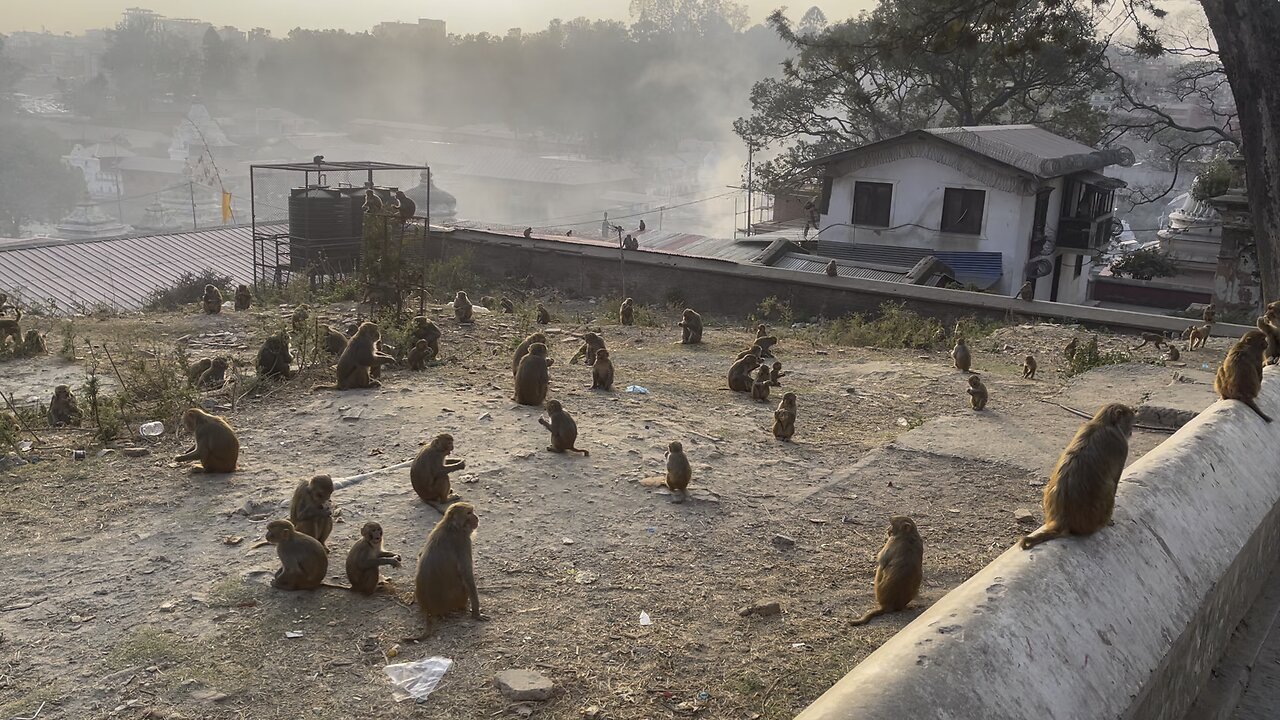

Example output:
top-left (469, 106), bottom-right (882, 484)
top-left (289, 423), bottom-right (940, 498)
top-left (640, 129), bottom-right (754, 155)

top-left (0, 226), bottom-right (256, 313)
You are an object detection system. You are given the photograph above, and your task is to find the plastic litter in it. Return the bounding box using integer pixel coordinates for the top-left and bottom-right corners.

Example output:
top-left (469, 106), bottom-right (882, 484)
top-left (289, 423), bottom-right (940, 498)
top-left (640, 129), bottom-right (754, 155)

top-left (384, 656), bottom-right (453, 702)
top-left (625, 385), bottom-right (649, 394)
top-left (18, 441), bottom-right (31, 452)
top-left (140, 421), bottom-right (164, 436)
top-left (639, 611), bottom-right (652, 626)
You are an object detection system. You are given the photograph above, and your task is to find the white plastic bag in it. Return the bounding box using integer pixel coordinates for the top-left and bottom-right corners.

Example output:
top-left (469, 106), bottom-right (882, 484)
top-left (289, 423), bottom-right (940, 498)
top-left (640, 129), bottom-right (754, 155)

top-left (384, 656), bottom-right (453, 702)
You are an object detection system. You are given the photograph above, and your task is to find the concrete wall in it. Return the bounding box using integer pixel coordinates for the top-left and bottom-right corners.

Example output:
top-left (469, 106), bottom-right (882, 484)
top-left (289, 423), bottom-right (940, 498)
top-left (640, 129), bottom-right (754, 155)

top-left (795, 368), bottom-right (1280, 720)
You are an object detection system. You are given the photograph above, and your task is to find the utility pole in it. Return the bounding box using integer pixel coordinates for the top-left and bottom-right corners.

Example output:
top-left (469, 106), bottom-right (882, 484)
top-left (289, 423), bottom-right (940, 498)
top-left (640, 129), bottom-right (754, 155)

top-left (745, 140), bottom-right (755, 237)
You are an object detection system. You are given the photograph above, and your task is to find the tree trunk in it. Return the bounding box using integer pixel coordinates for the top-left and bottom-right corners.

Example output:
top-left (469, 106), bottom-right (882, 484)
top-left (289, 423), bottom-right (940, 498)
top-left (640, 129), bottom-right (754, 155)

top-left (1201, 0), bottom-right (1280, 306)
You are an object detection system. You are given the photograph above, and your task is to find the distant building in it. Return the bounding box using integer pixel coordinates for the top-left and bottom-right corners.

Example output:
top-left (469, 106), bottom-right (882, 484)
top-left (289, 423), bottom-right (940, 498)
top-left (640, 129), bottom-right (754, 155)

top-left (806, 125), bottom-right (1132, 304)
top-left (53, 195), bottom-right (132, 241)
top-left (373, 18), bottom-right (446, 42)
top-left (1158, 192), bottom-right (1222, 290)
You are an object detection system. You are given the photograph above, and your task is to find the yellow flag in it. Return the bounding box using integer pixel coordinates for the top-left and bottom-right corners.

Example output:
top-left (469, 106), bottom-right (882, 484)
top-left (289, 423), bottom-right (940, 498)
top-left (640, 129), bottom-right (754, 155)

top-left (222, 192), bottom-right (233, 223)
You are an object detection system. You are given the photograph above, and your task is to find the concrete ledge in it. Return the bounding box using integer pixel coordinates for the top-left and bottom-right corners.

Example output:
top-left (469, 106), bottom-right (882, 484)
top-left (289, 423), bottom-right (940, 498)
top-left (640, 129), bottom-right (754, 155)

top-left (795, 367), bottom-right (1280, 720)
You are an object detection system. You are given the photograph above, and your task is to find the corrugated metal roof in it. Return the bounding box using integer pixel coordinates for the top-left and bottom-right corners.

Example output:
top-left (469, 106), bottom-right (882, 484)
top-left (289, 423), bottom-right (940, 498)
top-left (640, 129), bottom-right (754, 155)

top-left (0, 226), bottom-right (255, 313)
top-left (449, 222), bottom-right (763, 263)
top-left (772, 253), bottom-right (934, 284)
top-left (814, 241), bottom-right (1004, 289)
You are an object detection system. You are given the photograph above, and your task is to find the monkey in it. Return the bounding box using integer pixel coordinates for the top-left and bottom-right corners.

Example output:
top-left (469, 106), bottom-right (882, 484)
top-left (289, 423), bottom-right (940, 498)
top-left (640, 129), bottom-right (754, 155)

top-left (289, 474), bottom-right (335, 545)
top-left (0, 292), bottom-right (9, 313)
top-left (414, 502), bottom-right (483, 619)
top-left (850, 516), bottom-right (924, 626)
top-left (591, 348), bottom-right (614, 391)
top-left (826, 259), bottom-right (838, 277)
top-left (256, 332), bottom-right (293, 380)
top-left (755, 324), bottom-right (768, 339)
top-left (197, 357), bottom-right (229, 390)
top-left (773, 392), bottom-right (797, 441)
top-left (570, 332), bottom-right (606, 366)
top-left (201, 284), bottom-right (223, 314)
top-left (410, 316), bottom-right (442, 361)
top-left (1130, 332), bottom-right (1168, 351)
top-left (639, 219), bottom-right (646, 232)
top-left (1021, 403), bottom-right (1136, 549)
top-left (729, 353), bottom-right (762, 392)
top-left (511, 332), bottom-right (549, 376)
top-left (368, 340), bottom-right (395, 381)
top-left (1023, 355), bottom-right (1037, 380)
top-left (0, 307), bottom-right (21, 348)
top-left (967, 374), bottom-right (988, 411)
top-left (265, 520), bottom-right (329, 591)
top-left (751, 364), bottom-right (772, 402)
top-left (312, 322), bottom-right (395, 390)
top-left (1215, 329), bottom-right (1273, 422)
top-left (21, 329), bottom-right (46, 356)
top-left (620, 297), bottom-right (634, 326)
top-left (514, 342), bottom-right (552, 406)
top-left (187, 358), bottom-right (213, 385)
top-left (566, 229), bottom-right (573, 236)
top-left (1015, 281), bottom-right (1034, 301)
top-left (1166, 345), bottom-right (1181, 362)
top-left (234, 284), bottom-right (251, 311)
top-left (410, 433), bottom-right (466, 508)
top-left (407, 339), bottom-right (433, 370)
top-left (393, 190), bottom-right (416, 220)
top-left (736, 345), bottom-right (764, 362)
top-left (539, 399), bottom-right (589, 455)
top-left (768, 361), bottom-right (787, 386)
top-left (664, 441), bottom-right (691, 501)
top-left (291, 304), bottom-right (310, 332)
top-left (323, 325), bottom-right (348, 355)
top-left (1203, 302), bottom-right (1216, 325)
top-left (479, 295), bottom-right (495, 309)
top-left (623, 234), bottom-right (639, 250)
top-left (751, 335), bottom-right (778, 359)
top-left (523, 227), bottom-right (532, 238)
top-left (1064, 337), bottom-right (1079, 360)
top-left (174, 407), bottom-right (239, 473)
top-left (678, 308), bottom-right (703, 344)
top-left (1258, 309), bottom-right (1280, 365)
top-left (536, 304), bottom-right (551, 325)
top-left (453, 291), bottom-right (474, 324)
top-left (951, 337), bottom-right (971, 372)
top-left (346, 522), bottom-right (401, 595)
top-left (47, 384), bottom-right (82, 427)
top-left (363, 189), bottom-right (384, 215)
top-left (500, 297), bottom-right (515, 313)
top-left (1188, 324), bottom-right (1211, 351)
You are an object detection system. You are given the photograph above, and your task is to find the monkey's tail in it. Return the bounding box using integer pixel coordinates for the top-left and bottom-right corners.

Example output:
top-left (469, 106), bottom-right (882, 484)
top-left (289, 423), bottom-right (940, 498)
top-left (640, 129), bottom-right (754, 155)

top-left (571, 447), bottom-right (590, 456)
top-left (321, 581), bottom-right (353, 591)
top-left (311, 384), bottom-right (340, 391)
top-left (1020, 524), bottom-right (1061, 550)
top-left (850, 607), bottom-right (885, 626)
top-left (1243, 399), bottom-right (1274, 423)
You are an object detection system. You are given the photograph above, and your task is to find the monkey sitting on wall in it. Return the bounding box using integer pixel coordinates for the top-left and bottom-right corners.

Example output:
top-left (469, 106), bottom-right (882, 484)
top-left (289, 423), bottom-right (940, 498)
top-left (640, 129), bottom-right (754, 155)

top-left (174, 407), bottom-right (239, 473)
top-left (850, 516), bottom-right (924, 626)
top-left (201, 284), bottom-right (223, 314)
top-left (1215, 330), bottom-right (1272, 422)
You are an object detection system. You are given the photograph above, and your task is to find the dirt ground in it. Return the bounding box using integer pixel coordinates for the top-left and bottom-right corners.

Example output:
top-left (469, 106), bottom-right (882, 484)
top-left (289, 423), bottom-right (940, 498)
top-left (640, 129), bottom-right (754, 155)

top-left (0, 301), bottom-right (1228, 720)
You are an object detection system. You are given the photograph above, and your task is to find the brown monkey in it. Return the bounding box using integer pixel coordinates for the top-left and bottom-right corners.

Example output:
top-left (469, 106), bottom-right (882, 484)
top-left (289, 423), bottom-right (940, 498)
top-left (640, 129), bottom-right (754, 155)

top-left (540, 399), bottom-right (589, 455)
top-left (291, 304), bottom-right (310, 333)
top-left (678, 308), bottom-right (703, 344)
top-left (826, 260), bottom-right (838, 277)
top-left (620, 298), bottom-right (634, 326)
top-left (728, 354), bottom-right (762, 392)
top-left (951, 337), bottom-right (971, 372)
top-left (511, 332), bottom-right (548, 375)
top-left (523, 227), bottom-right (533, 238)
top-left (1188, 324), bottom-right (1211, 351)
top-left (1166, 345), bottom-right (1181, 362)
top-left (768, 361), bottom-right (787, 386)
top-left (47, 385), bottom-right (82, 427)
top-left (197, 357), bottom-right (229, 390)
top-left (187, 358), bottom-right (213, 385)
top-left (479, 295), bottom-right (495, 309)
top-left (407, 340), bottom-right (432, 370)
top-left (536, 303), bottom-right (551, 325)
top-left (0, 308), bottom-right (21, 348)
top-left (591, 348), bottom-right (614, 391)
top-left (265, 519), bottom-right (328, 591)
top-left (453, 291), bottom-right (474, 324)
top-left (736, 345), bottom-right (764, 362)
top-left (751, 364), bottom-right (771, 402)
top-left (570, 332), bottom-right (606, 365)
top-left (850, 516), bottom-right (924, 626)
top-left (414, 502), bottom-right (483, 619)
top-left (410, 433), bottom-right (466, 508)
top-left (500, 297), bottom-right (515, 313)
top-left (234, 284), bottom-right (251, 311)
top-left (1015, 281), bottom-right (1034, 301)
top-left (1021, 403), bottom-right (1136, 549)
top-left (755, 324), bottom-right (768, 339)
top-left (514, 342), bottom-right (552, 405)
top-left (967, 374), bottom-right (988, 411)
top-left (1203, 302), bottom-right (1216, 325)
top-left (665, 440), bottom-right (691, 501)
top-left (21, 329), bottom-right (46, 356)
top-left (752, 335), bottom-right (778, 358)
top-left (1215, 330), bottom-right (1272, 422)
top-left (410, 316), bottom-right (442, 361)
top-left (1023, 355), bottom-right (1037, 380)
top-left (289, 474), bottom-right (335, 545)
top-left (1130, 332), bottom-right (1168, 351)
top-left (312, 322), bottom-right (395, 390)
top-left (323, 325), bottom-right (348, 355)
top-left (393, 190), bottom-right (416, 220)
top-left (256, 332), bottom-right (293, 379)
top-left (773, 392), bottom-right (797, 441)
top-left (1257, 313), bottom-right (1280, 365)
top-left (362, 188), bottom-right (384, 215)
top-left (174, 407), bottom-right (239, 473)
top-left (346, 522), bottom-right (401, 595)
top-left (1064, 337), bottom-right (1079, 360)
top-left (201, 284), bottom-right (223, 314)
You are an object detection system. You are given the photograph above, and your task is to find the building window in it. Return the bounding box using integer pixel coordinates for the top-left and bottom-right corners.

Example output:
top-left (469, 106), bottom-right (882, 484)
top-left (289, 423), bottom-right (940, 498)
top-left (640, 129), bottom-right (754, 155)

top-left (852, 181), bottom-right (893, 227)
top-left (1074, 254), bottom-right (1084, 278)
top-left (940, 187), bottom-right (985, 235)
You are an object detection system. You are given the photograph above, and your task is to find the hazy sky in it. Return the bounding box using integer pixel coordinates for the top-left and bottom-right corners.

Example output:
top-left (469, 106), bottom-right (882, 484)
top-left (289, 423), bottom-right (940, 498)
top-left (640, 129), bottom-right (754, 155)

top-left (3, 1), bottom-right (878, 36)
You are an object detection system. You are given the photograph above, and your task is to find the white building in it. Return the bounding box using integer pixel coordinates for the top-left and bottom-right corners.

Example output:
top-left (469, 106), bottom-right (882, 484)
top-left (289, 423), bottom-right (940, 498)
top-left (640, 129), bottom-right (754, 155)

top-left (806, 125), bottom-right (1132, 303)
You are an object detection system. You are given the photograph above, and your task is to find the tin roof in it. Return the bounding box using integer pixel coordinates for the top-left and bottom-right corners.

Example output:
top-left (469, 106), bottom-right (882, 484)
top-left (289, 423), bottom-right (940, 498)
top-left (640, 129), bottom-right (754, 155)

top-left (0, 226), bottom-right (256, 313)
top-left (814, 241), bottom-right (1004, 289)
top-left (771, 252), bottom-right (948, 285)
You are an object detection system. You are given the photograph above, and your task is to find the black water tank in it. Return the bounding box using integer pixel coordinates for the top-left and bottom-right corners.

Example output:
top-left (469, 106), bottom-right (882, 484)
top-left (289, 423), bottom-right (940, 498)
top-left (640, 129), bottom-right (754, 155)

top-left (287, 186), bottom-right (364, 269)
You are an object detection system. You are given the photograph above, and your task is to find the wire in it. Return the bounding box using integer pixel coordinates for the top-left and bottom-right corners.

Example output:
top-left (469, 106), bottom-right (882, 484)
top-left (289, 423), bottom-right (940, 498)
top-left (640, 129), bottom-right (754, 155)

top-left (530, 190), bottom-right (738, 230)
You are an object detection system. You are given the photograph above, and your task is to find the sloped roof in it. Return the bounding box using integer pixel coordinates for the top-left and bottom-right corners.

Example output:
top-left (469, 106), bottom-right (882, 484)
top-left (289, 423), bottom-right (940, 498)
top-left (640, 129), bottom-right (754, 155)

top-left (770, 252), bottom-right (948, 285)
top-left (814, 240), bottom-right (1004, 289)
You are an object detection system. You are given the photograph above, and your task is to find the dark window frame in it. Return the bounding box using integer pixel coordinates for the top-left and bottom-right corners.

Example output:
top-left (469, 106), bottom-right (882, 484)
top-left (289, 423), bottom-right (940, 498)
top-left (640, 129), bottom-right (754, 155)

top-left (852, 180), bottom-right (893, 228)
top-left (940, 187), bottom-right (986, 235)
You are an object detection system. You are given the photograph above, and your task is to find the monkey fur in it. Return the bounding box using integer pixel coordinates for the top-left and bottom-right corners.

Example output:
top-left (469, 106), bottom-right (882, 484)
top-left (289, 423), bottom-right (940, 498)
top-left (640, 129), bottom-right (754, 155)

top-left (1023, 355), bottom-right (1037, 380)
top-left (620, 297), bottom-right (634, 326)
top-left (234, 284), bottom-right (251, 311)
top-left (851, 516), bottom-right (924, 626)
top-left (407, 340), bottom-right (433, 370)
top-left (312, 322), bottom-right (395, 391)
top-left (346, 522), bottom-right (401, 595)
top-left (539, 399), bottom-right (589, 455)
top-left (454, 291), bottom-right (474, 324)
top-left (751, 364), bottom-right (771, 403)
top-left (1215, 329), bottom-right (1273, 422)
top-left (414, 502), bottom-right (483, 619)
top-left (590, 348), bottom-right (614, 390)
top-left (201, 284), bottom-right (223, 314)
top-left (678, 308), bottom-right (703, 344)
top-left (256, 332), bottom-right (293, 380)
top-left (951, 337), bottom-right (971, 372)
top-left (500, 297), bottom-right (515, 313)
top-left (1015, 281), bottom-right (1034, 301)
top-left (47, 385), bottom-right (83, 427)
top-left (265, 519), bottom-right (328, 591)
top-left (536, 304), bottom-right (551, 325)
top-left (21, 329), bottom-right (46, 356)
top-left (772, 392), bottom-right (797, 441)
top-left (323, 325), bottom-right (349, 355)
top-left (728, 354), bottom-right (762, 392)
top-left (289, 474), bottom-right (335, 545)
top-left (665, 440), bottom-right (691, 501)
top-left (174, 407), bottom-right (239, 473)
top-left (768, 361), bottom-right (787, 387)
top-left (0, 307), bottom-right (21, 348)
top-left (363, 189), bottom-right (384, 215)
top-left (826, 260), bottom-right (838, 277)
top-left (967, 374), bottom-right (988, 411)
top-left (1130, 332), bottom-right (1168, 351)
top-left (411, 316), bottom-right (442, 362)
top-left (511, 332), bottom-right (548, 376)
top-left (570, 332), bottom-right (606, 366)
top-left (410, 433), bottom-right (466, 507)
top-left (197, 357), bottom-right (229, 390)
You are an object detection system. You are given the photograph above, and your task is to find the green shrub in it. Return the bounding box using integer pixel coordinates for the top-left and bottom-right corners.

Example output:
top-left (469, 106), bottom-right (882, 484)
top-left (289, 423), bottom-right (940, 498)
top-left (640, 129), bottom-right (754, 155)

top-left (145, 269), bottom-right (233, 311)
top-left (1110, 248), bottom-right (1178, 281)
top-left (1064, 335), bottom-right (1131, 377)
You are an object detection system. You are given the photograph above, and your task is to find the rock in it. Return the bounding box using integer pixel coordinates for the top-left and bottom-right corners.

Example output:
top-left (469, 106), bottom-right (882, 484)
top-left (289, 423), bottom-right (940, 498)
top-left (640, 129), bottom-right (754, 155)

top-left (478, 412), bottom-right (492, 421)
top-left (159, 600), bottom-right (178, 613)
top-left (771, 534), bottom-right (796, 549)
top-left (1014, 508), bottom-right (1036, 523)
top-left (582, 706), bottom-right (602, 718)
top-left (494, 669), bottom-right (558, 702)
top-left (738, 601), bottom-right (782, 617)
top-left (96, 449), bottom-right (117, 458)
top-left (122, 447), bottom-right (151, 458)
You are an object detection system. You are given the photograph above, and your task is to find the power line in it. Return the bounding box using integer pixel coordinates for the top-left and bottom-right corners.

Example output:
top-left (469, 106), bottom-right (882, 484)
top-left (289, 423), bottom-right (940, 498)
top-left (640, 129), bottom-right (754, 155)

top-left (531, 190), bottom-right (737, 230)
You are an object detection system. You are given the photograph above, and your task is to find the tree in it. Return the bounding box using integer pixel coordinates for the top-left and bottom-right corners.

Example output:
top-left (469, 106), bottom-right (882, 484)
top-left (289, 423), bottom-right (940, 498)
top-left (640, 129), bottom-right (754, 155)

top-left (734, 0), bottom-right (1111, 189)
top-left (1110, 246), bottom-right (1179, 280)
top-left (61, 73), bottom-right (110, 117)
top-left (200, 27), bottom-right (239, 99)
top-left (0, 122), bottom-right (83, 236)
top-left (629, 0), bottom-right (751, 37)
top-left (102, 10), bottom-right (194, 115)
top-left (0, 35), bottom-right (25, 113)
top-left (798, 6), bottom-right (829, 36)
